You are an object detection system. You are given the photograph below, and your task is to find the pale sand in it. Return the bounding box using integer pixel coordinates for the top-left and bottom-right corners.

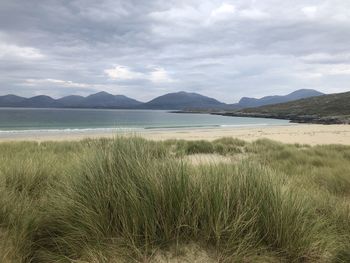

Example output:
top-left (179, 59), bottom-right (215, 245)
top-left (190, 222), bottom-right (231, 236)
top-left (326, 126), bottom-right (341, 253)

top-left (1, 124), bottom-right (350, 145)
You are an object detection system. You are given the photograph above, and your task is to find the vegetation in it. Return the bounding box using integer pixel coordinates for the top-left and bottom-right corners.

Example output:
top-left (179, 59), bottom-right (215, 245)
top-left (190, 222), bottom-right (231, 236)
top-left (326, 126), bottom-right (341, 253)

top-left (0, 137), bottom-right (349, 262)
top-left (220, 91), bottom-right (350, 124)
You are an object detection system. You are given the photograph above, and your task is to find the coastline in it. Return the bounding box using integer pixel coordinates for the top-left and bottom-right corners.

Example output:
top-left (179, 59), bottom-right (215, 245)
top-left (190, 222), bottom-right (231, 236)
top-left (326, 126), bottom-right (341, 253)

top-left (1, 124), bottom-right (350, 145)
top-left (211, 112), bottom-right (350, 125)
top-left (172, 110), bottom-right (350, 125)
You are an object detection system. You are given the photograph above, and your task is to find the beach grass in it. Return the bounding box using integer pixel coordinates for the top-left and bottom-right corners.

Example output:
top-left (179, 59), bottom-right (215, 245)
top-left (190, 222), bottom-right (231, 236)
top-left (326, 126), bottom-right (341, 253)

top-left (0, 137), bottom-right (349, 262)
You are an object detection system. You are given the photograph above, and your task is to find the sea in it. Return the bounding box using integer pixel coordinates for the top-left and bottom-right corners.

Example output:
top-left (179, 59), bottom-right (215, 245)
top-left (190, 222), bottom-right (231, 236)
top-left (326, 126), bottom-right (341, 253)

top-left (0, 108), bottom-right (290, 136)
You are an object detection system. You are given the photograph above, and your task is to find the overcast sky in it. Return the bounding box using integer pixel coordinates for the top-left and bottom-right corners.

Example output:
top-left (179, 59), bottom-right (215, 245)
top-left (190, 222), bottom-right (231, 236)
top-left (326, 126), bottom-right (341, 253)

top-left (1, 0), bottom-right (350, 103)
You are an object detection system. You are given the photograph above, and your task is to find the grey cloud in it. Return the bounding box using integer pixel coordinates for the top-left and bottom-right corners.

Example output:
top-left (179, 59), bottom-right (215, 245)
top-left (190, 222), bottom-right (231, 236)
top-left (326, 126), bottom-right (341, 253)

top-left (0, 0), bottom-right (349, 103)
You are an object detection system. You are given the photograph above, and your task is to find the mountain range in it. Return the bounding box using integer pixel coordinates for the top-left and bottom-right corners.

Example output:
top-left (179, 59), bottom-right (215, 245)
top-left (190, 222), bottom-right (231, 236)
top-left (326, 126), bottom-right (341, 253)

top-left (0, 89), bottom-right (324, 110)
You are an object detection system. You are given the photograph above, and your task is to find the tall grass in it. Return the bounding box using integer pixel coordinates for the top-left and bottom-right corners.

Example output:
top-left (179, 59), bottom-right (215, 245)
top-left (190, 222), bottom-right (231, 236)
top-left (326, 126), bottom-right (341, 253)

top-left (0, 137), bottom-right (349, 262)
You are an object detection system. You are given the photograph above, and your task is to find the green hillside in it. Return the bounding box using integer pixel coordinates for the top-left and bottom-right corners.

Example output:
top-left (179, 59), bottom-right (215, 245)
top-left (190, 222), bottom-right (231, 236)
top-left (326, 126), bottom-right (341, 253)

top-left (222, 91), bottom-right (350, 124)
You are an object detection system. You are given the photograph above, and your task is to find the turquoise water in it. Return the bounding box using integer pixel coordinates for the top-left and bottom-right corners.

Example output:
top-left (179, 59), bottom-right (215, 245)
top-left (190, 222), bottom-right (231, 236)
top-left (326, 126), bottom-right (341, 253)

top-left (0, 108), bottom-right (290, 132)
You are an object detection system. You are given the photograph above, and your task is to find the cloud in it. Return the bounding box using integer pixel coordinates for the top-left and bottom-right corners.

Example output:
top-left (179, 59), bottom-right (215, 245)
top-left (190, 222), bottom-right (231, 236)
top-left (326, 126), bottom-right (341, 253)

top-left (323, 65), bottom-right (350, 76)
top-left (0, 42), bottom-right (44, 59)
top-left (149, 67), bottom-right (174, 83)
top-left (105, 65), bottom-right (174, 83)
top-left (301, 53), bottom-right (350, 64)
top-left (150, 5), bottom-right (202, 23)
top-left (210, 3), bottom-right (236, 21)
top-left (296, 64), bottom-right (350, 80)
top-left (301, 6), bottom-right (318, 19)
top-left (1, 0), bottom-right (350, 102)
top-left (104, 65), bottom-right (145, 80)
top-left (239, 9), bottom-right (269, 20)
top-left (23, 78), bottom-right (105, 89)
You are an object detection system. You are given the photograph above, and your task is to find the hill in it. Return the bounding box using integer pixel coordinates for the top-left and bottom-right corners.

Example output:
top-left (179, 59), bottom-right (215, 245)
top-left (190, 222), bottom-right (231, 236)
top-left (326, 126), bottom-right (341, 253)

top-left (219, 91), bottom-right (350, 124)
top-left (17, 95), bottom-right (62, 108)
top-left (235, 89), bottom-right (324, 108)
top-left (76, 92), bottom-right (142, 108)
top-left (142, 91), bottom-right (226, 110)
top-left (57, 95), bottom-right (85, 107)
top-left (0, 92), bottom-right (142, 109)
top-left (0, 94), bottom-right (26, 107)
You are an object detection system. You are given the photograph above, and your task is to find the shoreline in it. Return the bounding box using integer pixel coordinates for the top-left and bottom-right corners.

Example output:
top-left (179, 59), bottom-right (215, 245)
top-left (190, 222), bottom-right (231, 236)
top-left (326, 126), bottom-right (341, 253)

top-left (172, 110), bottom-right (350, 125)
top-left (1, 124), bottom-right (350, 145)
top-left (211, 112), bottom-right (350, 125)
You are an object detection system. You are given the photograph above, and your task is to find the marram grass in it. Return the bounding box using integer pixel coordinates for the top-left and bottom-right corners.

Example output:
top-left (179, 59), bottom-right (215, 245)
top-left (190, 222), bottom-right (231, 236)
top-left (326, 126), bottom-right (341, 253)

top-left (0, 137), bottom-right (349, 262)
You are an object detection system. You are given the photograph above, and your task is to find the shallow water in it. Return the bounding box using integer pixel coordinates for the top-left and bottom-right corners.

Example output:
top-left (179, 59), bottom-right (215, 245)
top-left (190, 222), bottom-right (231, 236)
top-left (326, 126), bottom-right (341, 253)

top-left (0, 108), bottom-right (290, 133)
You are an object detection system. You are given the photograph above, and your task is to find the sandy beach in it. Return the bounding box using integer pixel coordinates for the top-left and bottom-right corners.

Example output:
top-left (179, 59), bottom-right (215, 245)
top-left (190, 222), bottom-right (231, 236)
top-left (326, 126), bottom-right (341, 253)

top-left (1, 124), bottom-right (350, 145)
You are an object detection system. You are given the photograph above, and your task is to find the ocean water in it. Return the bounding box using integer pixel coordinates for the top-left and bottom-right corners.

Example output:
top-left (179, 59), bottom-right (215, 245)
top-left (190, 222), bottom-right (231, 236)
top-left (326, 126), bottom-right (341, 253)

top-left (0, 108), bottom-right (290, 134)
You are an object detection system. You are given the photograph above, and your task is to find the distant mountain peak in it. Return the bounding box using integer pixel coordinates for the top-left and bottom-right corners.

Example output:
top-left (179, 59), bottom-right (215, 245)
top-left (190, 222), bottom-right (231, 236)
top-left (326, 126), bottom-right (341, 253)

top-left (97, 91), bottom-right (112, 95)
top-left (290, 88), bottom-right (322, 94)
top-left (31, 95), bottom-right (55, 99)
top-left (0, 94), bottom-right (26, 106)
top-left (142, 91), bottom-right (225, 110)
top-left (177, 91), bottom-right (191, 94)
top-left (87, 91), bottom-right (113, 97)
top-left (236, 89), bottom-right (324, 108)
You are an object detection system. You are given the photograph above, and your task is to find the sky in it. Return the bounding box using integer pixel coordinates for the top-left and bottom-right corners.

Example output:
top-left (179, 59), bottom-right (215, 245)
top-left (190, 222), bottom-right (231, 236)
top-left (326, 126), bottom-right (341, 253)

top-left (1, 0), bottom-right (350, 103)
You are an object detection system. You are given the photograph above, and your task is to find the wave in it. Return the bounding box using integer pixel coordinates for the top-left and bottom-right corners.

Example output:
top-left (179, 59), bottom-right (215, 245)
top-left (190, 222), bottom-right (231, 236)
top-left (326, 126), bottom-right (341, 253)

top-left (220, 123), bottom-right (269, 127)
top-left (144, 124), bottom-right (222, 129)
top-left (0, 127), bottom-right (144, 134)
top-left (0, 122), bottom-right (293, 134)
top-left (220, 122), bottom-right (295, 128)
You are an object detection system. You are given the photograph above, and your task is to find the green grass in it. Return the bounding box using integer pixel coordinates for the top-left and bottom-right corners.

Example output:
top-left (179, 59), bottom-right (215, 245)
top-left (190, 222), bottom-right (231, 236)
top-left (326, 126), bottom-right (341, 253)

top-left (0, 137), bottom-right (349, 262)
top-left (230, 91), bottom-right (350, 124)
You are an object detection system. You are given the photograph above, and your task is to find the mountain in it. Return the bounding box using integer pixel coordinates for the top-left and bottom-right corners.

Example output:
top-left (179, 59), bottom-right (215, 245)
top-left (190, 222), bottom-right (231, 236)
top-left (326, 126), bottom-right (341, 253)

top-left (0, 94), bottom-right (26, 106)
top-left (57, 95), bottom-right (85, 107)
top-left (219, 91), bottom-right (350, 124)
top-left (0, 92), bottom-right (143, 109)
top-left (236, 89), bottom-right (324, 108)
top-left (17, 95), bottom-right (62, 108)
top-left (78, 92), bottom-right (142, 108)
top-left (142, 91), bottom-right (225, 110)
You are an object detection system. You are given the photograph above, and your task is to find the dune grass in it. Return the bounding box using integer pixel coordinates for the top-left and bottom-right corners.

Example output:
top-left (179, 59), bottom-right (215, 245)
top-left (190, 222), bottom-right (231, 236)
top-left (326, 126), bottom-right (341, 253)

top-left (0, 137), bottom-right (349, 262)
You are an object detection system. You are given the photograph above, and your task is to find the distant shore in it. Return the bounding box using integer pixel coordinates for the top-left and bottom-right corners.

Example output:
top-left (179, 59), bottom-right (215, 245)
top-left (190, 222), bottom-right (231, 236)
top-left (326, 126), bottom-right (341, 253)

top-left (1, 124), bottom-right (350, 145)
top-left (172, 110), bottom-right (350, 125)
top-left (211, 112), bottom-right (350, 125)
